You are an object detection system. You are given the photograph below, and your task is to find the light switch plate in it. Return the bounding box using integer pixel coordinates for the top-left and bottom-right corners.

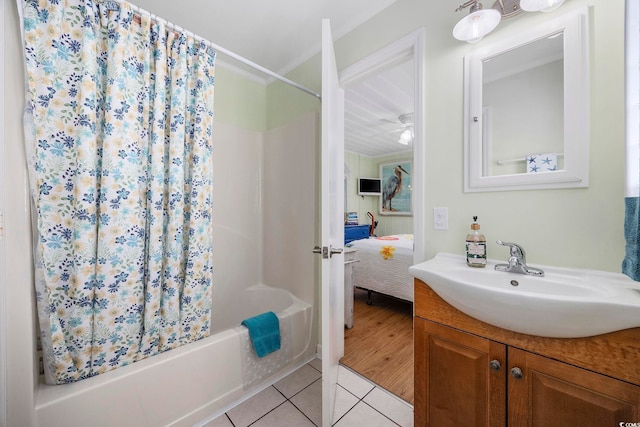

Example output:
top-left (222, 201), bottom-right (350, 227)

top-left (434, 207), bottom-right (448, 231)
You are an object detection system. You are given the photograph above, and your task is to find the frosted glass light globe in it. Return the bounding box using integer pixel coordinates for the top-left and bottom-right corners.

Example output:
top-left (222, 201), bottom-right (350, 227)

top-left (398, 129), bottom-right (413, 145)
top-left (520, 0), bottom-right (565, 13)
top-left (453, 8), bottom-right (501, 43)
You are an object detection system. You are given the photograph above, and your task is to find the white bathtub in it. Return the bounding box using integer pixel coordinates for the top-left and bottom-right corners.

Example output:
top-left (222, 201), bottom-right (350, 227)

top-left (33, 285), bottom-right (314, 427)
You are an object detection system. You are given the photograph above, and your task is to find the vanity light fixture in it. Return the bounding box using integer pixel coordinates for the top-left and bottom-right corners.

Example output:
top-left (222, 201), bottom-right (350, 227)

top-left (454, 0), bottom-right (566, 43)
top-left (453, 0), bottom-right (501, 43)
top-left (520, 0), bottom-right (565, 12)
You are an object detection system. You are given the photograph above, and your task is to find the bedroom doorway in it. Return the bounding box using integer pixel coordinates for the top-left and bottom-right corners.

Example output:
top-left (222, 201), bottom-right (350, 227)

top-left (340, 28), bottom-right (425, 405)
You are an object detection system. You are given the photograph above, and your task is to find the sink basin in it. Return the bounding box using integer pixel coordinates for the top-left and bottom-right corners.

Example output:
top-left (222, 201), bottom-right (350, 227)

top-left (409, 253), bottom-right (640, 338)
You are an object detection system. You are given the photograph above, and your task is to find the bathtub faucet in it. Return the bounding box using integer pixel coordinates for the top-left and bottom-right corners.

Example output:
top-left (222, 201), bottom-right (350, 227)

top-left (494, 240), bottom-right (544, 277)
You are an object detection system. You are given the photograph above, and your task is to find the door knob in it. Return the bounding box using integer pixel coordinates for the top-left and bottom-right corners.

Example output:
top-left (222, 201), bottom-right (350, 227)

top-left (489, 360), bottom-right (501, 371)
top-left (312, 246), bottom-right (343, 259)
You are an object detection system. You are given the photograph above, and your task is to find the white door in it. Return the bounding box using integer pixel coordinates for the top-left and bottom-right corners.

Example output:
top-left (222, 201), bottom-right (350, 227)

top-left (320, 18), bottom-right (345, 427)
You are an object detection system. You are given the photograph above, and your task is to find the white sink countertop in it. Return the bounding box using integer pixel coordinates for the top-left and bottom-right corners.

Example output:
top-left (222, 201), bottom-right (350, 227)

top-left (409, 253), bottom-right (640, 338)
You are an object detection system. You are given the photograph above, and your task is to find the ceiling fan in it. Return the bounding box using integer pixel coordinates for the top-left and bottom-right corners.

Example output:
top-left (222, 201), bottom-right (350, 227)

top-left (377, 113), bottom-right (414, 145)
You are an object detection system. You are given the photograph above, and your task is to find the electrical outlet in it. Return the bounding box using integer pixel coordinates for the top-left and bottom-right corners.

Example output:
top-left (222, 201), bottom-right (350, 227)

top-left (434, 207), bottom-right (448, 231)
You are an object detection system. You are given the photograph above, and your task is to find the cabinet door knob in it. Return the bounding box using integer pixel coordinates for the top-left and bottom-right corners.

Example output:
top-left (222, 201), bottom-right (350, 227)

top-left (489, 360), bottom-right (501, 371)
top-left (510, 367), bottom-right (523, 379)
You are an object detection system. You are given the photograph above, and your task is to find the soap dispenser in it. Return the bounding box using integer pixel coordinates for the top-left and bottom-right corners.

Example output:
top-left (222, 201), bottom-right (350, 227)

top-left (466, 216), bottom-right (487, 268)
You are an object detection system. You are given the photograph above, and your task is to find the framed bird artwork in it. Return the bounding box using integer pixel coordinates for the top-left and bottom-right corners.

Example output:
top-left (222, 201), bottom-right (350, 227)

top-left (379, 160), bottom-right (412, 216)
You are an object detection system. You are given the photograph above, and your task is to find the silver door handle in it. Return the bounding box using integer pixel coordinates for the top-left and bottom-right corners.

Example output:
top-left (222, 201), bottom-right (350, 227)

top-left (313, 245), bottom-right (343, 259)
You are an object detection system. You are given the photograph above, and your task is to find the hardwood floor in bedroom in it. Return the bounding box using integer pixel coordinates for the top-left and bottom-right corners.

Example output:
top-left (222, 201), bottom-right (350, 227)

top-left (341, 287), bottom-right (414, 405)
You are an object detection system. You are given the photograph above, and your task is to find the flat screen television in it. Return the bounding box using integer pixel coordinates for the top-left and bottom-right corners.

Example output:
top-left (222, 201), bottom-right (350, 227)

top-left (358, 177), bottom-right (382, 196)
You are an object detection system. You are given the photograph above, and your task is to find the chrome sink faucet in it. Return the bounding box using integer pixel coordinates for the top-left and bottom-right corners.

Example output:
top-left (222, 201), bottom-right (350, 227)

top-left (495, 240), bottom-right (544, 277)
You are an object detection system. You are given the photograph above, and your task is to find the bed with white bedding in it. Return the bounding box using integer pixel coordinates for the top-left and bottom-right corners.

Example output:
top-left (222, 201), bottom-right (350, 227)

top-left (349, 234), bottom-right (414, 303)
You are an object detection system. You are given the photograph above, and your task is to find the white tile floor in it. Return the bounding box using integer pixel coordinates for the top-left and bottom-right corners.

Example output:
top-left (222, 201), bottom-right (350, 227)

top-left (203, 358), bottom-right (413, 427)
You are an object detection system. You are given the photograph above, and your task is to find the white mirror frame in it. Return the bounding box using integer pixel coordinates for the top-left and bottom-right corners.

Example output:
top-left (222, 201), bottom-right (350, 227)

top-left (464, 7), bottom-right (589, 192)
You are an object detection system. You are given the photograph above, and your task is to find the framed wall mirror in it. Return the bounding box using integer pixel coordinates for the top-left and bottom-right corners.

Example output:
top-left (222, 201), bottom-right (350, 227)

top-left (464, 7), bottom-right (589, 192)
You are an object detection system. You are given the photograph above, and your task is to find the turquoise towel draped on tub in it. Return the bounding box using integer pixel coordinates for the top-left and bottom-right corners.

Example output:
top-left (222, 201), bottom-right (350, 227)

top-left (241, 311), bottom-right (281, 358)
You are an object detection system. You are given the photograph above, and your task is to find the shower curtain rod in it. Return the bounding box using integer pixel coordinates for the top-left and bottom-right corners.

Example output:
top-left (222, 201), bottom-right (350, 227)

top-left (102, 0), bottom-right (321, 100)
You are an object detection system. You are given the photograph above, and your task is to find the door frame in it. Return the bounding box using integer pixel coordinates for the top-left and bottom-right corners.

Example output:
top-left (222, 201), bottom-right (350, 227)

top-left (339, 27), bottom-right (426, 264)
top-left (0, 0), bottom-right (7, 423)
top-left (320, 18), bottom-right (345, 426)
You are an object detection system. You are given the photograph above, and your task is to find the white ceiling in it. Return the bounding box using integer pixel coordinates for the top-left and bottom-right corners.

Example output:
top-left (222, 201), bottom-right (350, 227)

top-left (130, 0), bottom-right (397, 79)
top-left (344, 60), bottom-right (415, 157)
top-left (130, 0), bottom-right (410, 157)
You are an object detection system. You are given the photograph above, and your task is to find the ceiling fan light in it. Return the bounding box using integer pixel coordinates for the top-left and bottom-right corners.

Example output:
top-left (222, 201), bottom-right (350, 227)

top-left (398, 129), bottom-right (413, 145)
top-left (453, 7), bottom-right (501, 43)
top-left (519, 0), bottom-right (565, 13)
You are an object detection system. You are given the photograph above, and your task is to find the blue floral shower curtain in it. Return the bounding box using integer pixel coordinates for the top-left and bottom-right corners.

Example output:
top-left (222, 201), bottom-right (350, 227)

top-left (21, 0), bottom-right (215, 384)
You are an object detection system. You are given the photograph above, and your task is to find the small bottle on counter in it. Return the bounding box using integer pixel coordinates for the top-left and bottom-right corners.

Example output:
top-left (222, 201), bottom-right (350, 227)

top-left (466, 216), bottom-right (487, 268)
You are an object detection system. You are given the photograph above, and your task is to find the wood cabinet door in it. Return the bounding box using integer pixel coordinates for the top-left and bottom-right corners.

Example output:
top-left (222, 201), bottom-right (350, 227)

top-left (508, 347), bottom-right (640, 427)
top-left (415, 318), bottom-right (506, 427)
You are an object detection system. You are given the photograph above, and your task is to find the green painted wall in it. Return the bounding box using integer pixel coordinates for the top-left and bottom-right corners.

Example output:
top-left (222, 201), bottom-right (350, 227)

top-left (268, 0), bottom-right (626, 273)
top-left (345, 151), bottom-right (414, 236)
top-left (266, 59), bottom-right (321, 130)
top-left (215, 66), bottom-right (267, 131)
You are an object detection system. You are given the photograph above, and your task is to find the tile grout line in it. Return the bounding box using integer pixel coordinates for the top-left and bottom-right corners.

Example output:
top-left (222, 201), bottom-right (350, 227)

top-left (224, 413), bottom-right (235, 427)
top-left (286, 377), bottom-right (323, 426)
top-left (244, 370), bottom-right (323, 426)
top-left (360, 387), bottom-right (403, 427)
top-left (221, 360), bottom-right (408, 427)
top-left (247, 398), bottom-right (289, 426)
top-left (333, 364), bottom-right (411, 426)
top-left (339, 363), bottom-right (413, 409)
top-left (330, 384), bottom-right (360, 425)
top-left (331, 385), bottom-right (401, 427)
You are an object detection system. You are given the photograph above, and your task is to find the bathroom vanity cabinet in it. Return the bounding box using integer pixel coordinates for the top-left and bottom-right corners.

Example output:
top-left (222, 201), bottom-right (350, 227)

top-left (414, 279), bottom-right (640, 427)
